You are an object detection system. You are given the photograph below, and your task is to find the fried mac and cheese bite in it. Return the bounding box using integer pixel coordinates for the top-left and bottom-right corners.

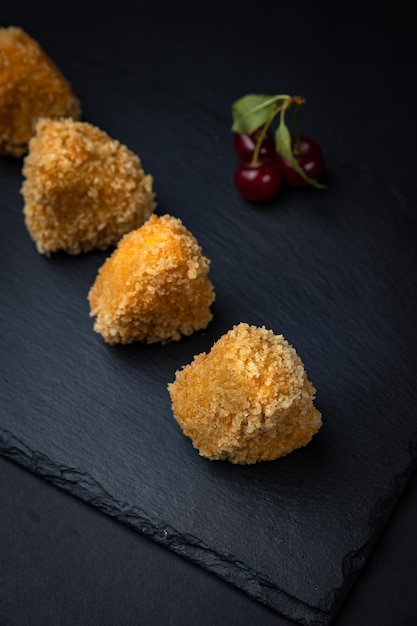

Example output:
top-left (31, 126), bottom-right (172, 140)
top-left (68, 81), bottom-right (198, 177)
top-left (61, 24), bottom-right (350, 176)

top-left (88, 214), bottom-right (215, 344)
top-left (0, 26), bottom-right (81, 157)
top-left (21, 118), bottom-right (156, 255)
top-left (168, 323), bottom-right (322, 464)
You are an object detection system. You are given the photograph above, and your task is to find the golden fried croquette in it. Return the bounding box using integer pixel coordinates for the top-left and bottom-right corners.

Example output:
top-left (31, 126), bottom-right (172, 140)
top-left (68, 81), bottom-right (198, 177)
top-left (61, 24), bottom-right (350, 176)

top-left (21, 118), bottom-right (156, 255)
top-left (88, 214), bottom-right (215, 344)
top-left (0, 26), bottom-right (81, 157)
top-left (168, 323), bottom-right (322, 464)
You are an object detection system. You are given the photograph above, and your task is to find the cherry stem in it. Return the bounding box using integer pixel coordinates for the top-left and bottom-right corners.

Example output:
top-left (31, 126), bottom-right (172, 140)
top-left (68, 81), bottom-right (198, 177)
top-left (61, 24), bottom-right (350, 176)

top-left (251, 96), bottom-right (305, 166)
top-left (251, 108), bottom-right (280, 166)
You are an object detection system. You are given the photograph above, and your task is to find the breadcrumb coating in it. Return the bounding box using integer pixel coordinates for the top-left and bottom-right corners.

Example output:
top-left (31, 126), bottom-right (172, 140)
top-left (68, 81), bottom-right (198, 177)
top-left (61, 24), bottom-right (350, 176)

top-left (0, 26), bottom-right (81, 157)
top-left (168, 323), bottom-right (322, 464)
top-left (88, 214), bottom-right (215, 344)
top-left (21, 118), bottom-right (156, 255)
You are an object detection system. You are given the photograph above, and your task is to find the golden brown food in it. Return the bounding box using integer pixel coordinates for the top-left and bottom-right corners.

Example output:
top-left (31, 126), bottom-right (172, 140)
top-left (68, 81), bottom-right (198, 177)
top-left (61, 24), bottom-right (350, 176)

top-left (0, 26), bottom-right (81, 157)
top-left (21, 118), bottom-right (156, 255)
top-left (168, 322), bottom-right (322, 464)
top-left (88, 214), bottom-right (215, 344)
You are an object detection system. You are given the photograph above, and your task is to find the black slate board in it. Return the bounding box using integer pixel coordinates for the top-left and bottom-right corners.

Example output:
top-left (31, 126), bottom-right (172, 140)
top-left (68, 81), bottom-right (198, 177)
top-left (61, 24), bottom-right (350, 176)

top-left (1, 2), bottom-right (417, 624)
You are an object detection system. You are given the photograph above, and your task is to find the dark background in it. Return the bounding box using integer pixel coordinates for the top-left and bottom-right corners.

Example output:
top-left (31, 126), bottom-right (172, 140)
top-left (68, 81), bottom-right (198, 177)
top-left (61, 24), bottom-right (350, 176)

top-left (1, 1), bottom-right (417, 624)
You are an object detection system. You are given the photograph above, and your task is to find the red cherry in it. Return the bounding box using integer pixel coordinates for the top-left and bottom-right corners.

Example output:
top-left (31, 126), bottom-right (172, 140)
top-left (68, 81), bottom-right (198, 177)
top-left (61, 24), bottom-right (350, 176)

top-left (234, 128), bottom-right (276, 161)
top-left (279, 134), bottom-right (324, 187)
top-left (234, 158), bottom-right (282, 202)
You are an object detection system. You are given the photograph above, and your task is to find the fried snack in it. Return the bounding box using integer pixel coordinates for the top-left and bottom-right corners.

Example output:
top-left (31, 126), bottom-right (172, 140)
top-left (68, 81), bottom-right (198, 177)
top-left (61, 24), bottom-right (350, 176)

top-left (21, 118), bottom-right (156, 255)
top-left (168, 323), bottom-right (322, 464)
top-left (0, 26), bottom-right (81, 157)
top-left (88, 214), bottom-right (215, 344)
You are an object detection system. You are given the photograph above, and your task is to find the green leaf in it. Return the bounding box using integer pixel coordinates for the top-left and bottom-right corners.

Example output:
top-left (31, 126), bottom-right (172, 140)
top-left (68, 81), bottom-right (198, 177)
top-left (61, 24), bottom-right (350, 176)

top-left (231, 94), bottom-right (289, 135)
top-left (275, 114), bottom-right (326, 190)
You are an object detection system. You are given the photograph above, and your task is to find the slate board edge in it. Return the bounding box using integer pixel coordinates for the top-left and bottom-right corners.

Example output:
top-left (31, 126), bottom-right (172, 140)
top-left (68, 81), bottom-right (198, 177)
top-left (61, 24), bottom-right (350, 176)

top-left (323, 436), bottom-right (417, 617)
top-left (2, 427), bottom-right (416, 626)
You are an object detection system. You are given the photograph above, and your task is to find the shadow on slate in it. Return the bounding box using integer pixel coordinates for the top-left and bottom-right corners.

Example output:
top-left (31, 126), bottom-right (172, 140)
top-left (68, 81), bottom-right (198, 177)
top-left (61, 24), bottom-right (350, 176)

top-left (1, 1), bottom-right (417, 624)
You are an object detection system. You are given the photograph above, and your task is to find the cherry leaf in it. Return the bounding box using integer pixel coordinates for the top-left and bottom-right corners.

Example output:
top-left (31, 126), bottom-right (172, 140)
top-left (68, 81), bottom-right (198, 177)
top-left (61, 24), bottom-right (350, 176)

top-left (232, 94), bottom-right (285, 135)
top-left (275, 119), bottom-right (326, 189)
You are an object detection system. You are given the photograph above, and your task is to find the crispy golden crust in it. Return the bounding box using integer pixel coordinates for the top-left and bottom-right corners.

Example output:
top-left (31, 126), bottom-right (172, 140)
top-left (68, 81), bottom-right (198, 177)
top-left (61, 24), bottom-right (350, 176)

top-left (0, 26), bottom-right (81, 157)
top-left (88, 214), bottom-right (215, 344)
top-left (21, 118), bottom-right (156, 255)
top-left (168, 323), bottom-right (322, 464)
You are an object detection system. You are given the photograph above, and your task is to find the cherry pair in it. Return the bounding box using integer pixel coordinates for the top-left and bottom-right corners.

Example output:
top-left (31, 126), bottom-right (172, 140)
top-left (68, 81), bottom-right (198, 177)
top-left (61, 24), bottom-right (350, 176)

top-left (234, 129), bottom-right (324, 202)
top-left (231, 93), bottom-right (325, 203)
